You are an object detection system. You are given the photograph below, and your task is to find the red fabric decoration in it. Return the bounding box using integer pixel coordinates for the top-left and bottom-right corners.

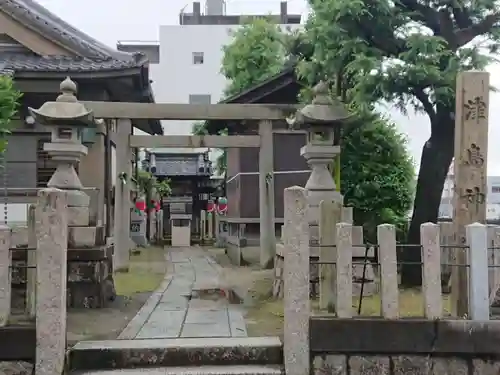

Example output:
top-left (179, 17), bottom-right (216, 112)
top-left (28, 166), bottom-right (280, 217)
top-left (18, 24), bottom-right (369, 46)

top-left (207, 200), bottom-right (215, 213)
top-left (135, 200), bottom-right (146, 211)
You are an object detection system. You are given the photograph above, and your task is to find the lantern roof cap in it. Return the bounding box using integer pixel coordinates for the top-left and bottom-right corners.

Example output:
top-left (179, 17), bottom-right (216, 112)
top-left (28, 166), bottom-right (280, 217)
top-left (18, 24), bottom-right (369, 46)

top-left (28, 76), bottom-right (94, 126)
top-left (295, 81), bottom-right (351, 125)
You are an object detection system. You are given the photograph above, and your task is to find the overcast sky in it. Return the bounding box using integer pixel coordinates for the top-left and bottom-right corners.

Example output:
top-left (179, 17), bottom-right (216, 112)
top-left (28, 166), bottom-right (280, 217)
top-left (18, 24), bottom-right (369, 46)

top-left (35, 0), bottom-right (500, 175)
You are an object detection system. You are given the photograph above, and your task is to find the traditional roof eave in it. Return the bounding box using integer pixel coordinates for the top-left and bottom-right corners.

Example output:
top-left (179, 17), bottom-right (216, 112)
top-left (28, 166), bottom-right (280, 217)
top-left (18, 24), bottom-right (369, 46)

top-left (12, 66), bottom-right (143, 79)
top-left (12, 64), bottom-right (163, 135)
top-left (206, 65), bottom-right (300, 134)
top-left (0, 1), bottom-right (163, 135)
top-left (1, 0), bottom-right (134, 60)
top-left (221, 65), bottom-right (296, 104)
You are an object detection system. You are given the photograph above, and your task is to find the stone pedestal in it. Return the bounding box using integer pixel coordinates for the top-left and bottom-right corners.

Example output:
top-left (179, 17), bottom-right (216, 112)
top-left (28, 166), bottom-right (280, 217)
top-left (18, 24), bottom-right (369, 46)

top-left (66, 192), bottom-right (115, 308)
top-left (301, 144), bottom-right (343, 245)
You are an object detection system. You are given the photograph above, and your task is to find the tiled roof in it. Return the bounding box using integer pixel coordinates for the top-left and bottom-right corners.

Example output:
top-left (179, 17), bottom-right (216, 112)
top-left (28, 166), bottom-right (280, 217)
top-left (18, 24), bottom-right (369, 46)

top-left (0, 1), bottom-right (164, 135)
top-left (0, 1), bottom-right (148, 74)
top-left (0, 53), bottom-right (147, 74)
top-left (1, 0), bottom-right (134, 60)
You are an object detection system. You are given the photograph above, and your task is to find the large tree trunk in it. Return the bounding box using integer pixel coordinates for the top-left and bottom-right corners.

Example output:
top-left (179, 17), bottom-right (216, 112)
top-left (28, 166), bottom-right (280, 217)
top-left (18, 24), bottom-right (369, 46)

top-left (400, 114), bottom-right (454, 287)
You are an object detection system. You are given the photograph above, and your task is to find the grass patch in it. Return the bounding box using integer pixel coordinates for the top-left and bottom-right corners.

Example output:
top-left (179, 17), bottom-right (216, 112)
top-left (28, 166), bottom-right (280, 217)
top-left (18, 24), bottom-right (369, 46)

top-left (245, 284), bottom-right (454, 337)
top-left (114, 246), bottom-right (167, 297)
top-left (352, 289), bottom-right (452, 317)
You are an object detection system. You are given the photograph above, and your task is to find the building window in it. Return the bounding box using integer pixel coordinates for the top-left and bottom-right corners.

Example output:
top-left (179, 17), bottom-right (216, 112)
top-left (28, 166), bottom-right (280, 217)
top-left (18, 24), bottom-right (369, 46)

top-left (189, 94), bottom-right (211, 105)
top-left (192, 52), bottom-right (204, 64)
top-left (493, 186), bottom-right (500, 193)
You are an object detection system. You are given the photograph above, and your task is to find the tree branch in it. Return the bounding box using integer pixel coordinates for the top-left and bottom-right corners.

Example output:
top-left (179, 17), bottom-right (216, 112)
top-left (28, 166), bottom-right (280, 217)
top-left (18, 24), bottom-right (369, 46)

top-left (395, 0), bottom-right (441, 34)
top-left (451, 6), bottom-right (473, 30)
top-left (411, 87), bottom-right (437, 124)
top-left (455, 12), bottom-right (500, 47)
top-left (357, 21), bottom-right (406, 56)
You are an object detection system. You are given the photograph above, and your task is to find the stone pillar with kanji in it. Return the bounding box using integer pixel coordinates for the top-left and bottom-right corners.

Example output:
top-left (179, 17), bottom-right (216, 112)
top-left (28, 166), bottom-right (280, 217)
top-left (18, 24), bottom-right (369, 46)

top-left (451, 71), bottom-right (490, 317)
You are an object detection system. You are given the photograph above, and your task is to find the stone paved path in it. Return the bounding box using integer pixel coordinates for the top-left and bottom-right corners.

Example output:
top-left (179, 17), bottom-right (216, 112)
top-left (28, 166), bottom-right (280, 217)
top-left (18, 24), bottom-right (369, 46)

top-left (118, 246), bottom-right (248, 339)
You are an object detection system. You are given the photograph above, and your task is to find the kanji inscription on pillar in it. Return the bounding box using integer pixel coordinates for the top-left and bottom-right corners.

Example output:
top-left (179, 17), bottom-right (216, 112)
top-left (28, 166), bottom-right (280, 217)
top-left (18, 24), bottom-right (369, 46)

top-left (465, 143), bottom-right (484, 167)
top-left (464, 96), bottom-right (487, 122)
top-left (452, 71), bottom-right (490, 317)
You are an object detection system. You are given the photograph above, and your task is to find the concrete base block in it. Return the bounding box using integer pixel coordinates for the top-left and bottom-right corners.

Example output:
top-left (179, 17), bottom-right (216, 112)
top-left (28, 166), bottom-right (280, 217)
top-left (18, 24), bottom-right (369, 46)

top-left (67, 247), bottom-right (115, 308)
top-left (66, 189), bottom-right (90, 207)
top-left (11, 226), bottom-right (28, 248)
top-left (11, 245), bottom-right (116, 309)
top-left (226, 244), bottom-right (242, 266)
top-left (68, 226), bottom-right (105, 248)
top-left (68, 206), bottom-right (90, 226)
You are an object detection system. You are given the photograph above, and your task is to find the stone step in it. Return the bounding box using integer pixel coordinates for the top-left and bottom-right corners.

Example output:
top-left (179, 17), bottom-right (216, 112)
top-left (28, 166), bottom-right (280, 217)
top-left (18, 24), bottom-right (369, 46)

top-left (69, 337), bottom-right (283, 371)
top-left (72, 365), bottom-right (284, 375)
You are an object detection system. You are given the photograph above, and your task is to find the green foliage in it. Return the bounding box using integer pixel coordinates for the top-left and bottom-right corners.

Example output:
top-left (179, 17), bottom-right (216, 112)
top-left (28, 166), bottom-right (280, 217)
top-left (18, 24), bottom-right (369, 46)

top-left (191, 18), bottom-right (290, 175)
top-left (221, 17), bottom-right (288, 97)
top-left (192, 121), bottom-right (208, 135)
top-left (134, 170), bottom-right (171, 198)
top-left (215, 150), bottom-right (227, 176)
top-left (0, 75), bottom-right (21, 154)
top-left (191, 122), bottom-right (226, 175)
top-left (341, 110), bottom-right (415, 239)
top-left (298, 0), bottom-right (500, 258)
top-left (297, 0), bottom-right (499, 115)
top-left (218, 17), bottom-right (415, 232)
top-left (155, 179), bottom-right (172, 198)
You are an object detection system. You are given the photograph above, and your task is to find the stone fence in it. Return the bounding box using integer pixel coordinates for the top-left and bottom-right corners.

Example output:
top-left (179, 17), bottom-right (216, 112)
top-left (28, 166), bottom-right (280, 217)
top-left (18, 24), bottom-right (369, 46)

top-left (0, 188), bottom-right (68, 375)
top-left (282, 186), bottom-right (500, 375)
top-left (274, 200), bottom-right (500, 307)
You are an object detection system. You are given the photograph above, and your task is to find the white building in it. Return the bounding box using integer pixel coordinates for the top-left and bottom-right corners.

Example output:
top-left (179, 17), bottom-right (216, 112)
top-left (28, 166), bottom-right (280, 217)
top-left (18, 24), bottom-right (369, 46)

top-left (439, 163), bottom-right (500, 220)
top-left (117, 0), bottom-right (302, 156)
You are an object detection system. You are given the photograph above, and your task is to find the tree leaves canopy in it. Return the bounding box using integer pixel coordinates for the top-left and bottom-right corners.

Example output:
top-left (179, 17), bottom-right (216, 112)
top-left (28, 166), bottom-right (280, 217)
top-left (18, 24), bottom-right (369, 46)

top-left (221, 17), bottom-right (288, 97)
top-left (342, 110), bottom-right (414, 238)
top-left (219, 17), bottom-right (415, 233)
top-left (298, 0), bottom-right (499, 125)
top-left (297, 0), bottom-right (500, 283)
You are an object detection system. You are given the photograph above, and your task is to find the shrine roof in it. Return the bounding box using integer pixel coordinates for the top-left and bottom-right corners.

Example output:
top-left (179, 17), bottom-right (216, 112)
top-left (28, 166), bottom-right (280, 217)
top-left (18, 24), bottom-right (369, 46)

top-left (0, 0), bottom-right (163, 135)
top-left (1, 0), bottom-right (134, 60)
top-left (0, 53), bottom-right (147, 74)
top-left (206, 65), bottom-right (299, 134)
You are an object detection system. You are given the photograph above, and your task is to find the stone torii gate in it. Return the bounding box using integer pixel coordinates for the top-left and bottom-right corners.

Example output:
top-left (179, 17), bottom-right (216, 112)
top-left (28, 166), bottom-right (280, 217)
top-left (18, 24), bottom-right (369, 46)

top-left (81, 97), bottom-right (300, 270)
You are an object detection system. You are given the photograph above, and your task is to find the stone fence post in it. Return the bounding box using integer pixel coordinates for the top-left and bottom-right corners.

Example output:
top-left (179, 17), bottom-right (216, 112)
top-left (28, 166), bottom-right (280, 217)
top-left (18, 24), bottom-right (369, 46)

top-left (319, 200), bottom-right (341, 312)
top-left (35, 188), bottom-right (68, 375)
top-left (0, 224), bottom-right (11, 326)
top-left (420, 223), bottom-right (442, 319)
top-left (27, 204), bottom-right (36, 318)
top-left (466, 222), bottom-right (489, 320)
top-left (283, 186), bottom-right (309, 375)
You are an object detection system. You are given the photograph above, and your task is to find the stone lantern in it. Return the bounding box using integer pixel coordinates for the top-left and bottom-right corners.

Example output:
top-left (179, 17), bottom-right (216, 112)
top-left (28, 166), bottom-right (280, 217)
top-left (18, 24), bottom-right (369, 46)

top-left (28, 77), bottom-right (93, 202)
top-left (28, 77), bottom-right (116, 308)
top-left (293, 81), bottom-right (351, 244)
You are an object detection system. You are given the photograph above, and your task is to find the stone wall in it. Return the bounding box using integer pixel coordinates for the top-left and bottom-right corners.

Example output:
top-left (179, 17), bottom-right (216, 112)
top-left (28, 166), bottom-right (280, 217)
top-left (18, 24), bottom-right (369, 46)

top-left (8, 190), bottom-right (115, 309)
top-left (313, 354), bottom-right (498, 374)
top-left (310, 319), bottom-right (500, 375)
